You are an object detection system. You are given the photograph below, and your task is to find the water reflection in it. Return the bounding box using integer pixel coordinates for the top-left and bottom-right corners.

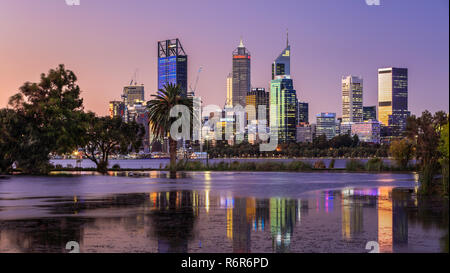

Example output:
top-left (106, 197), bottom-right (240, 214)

top-left (0, 187), bottom-right (447, 253)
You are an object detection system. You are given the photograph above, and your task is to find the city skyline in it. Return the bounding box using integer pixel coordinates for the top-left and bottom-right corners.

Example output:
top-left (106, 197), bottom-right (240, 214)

top-left (0, 0), bottom-right (448, 118)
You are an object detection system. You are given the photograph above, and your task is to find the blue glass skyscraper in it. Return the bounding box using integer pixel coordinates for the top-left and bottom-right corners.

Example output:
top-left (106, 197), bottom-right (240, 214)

top-left (157, 39), bottom-right (188, 97)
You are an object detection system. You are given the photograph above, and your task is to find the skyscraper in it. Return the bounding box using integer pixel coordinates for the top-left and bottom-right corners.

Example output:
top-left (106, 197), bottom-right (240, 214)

top-left (226, 73), bottom-right (233, 107)
top-left (297, 102), bottom-right (309, 124)
top-left (232, 38), bottom-right (251, 107)
top-left (342, 75), bottom-right (363, 123)
top-left (378, 67), bottom-right (409, 136)
top-left (270, 77), bottom-right (297, 142)
top-left (316, 113), bottom-right (336, 140)
top-left (363, 106), bottom-right (377, 121)
top-left (246, 88), bottom-right (269, 123)
top-left (157, 39), bottom-right (188, 97)
top-left (272, 31), bottom-right (290, 80)
top-left (122, 84), bottom-right (145, 106)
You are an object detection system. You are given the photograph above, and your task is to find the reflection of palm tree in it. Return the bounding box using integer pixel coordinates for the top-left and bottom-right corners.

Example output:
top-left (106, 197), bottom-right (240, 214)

top-left (147, 83), bottom-right (193, 176)
top-left (150, 191), bottom-right (197, 253)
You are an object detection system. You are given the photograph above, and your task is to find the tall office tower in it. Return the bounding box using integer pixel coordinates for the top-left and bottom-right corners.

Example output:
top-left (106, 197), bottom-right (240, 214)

top-left (378, 67), bottom-right (409, 136)
top-left (226, 73), bottom-right (233, 107)
top-left (109, 100), bottom-right (126, 119)
top-left (272, 31), bottom-right (290, 80)
top-left (342, 75), bottom-right (363, 123)
top-left (297, 102), bottom-right (309, 124)
top-left (316, 113), bottom-right (336, 140)
top-left (270, 77), bottom-right (297, 142)
top-left (157, 39), bottom-right (188, 97)
top-left (246, 88), bottom-right (269, 122)
top-left (363, 106), bottom-right (377, 121)
top-left (123, 84), bottom-right (145, 106)
top-left (232, 38), bottom-right (251, 107)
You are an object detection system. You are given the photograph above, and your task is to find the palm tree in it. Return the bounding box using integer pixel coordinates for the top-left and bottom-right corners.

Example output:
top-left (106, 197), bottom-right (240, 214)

top-left (147, 83), bottom-right (193, 175)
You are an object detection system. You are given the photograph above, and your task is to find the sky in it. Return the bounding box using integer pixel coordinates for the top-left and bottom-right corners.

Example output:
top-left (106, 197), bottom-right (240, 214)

top-left (0, 0), bottom-right (448, 118)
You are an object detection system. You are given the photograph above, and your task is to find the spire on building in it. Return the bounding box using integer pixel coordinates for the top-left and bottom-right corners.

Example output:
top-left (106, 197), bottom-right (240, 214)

top-left (238, 37), bottom-right (245, 48)
top-left (286, 28), bottom-right (289, 47)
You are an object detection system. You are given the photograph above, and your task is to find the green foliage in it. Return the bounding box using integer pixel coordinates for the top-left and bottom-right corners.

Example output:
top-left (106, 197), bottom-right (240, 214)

top-left (4, 65), bottom-right (85, 174)
top-left (328, 159), bottom-right (335, 169)
top-left (439, 123), bottom-right (449, 196)
top-left (168, 160), bottom-right (313, 172)
top-left (313, 160), bottom-right (326, 169)
top-left (346, 159), bottom-right (365, 171)
top-left (112, 164), bottom-right (121, 170)
top-left (82, 114), bottom-right (144, 174)
top-left (389, 139), bottom-right (414, 169)
top-left (365, 158), bottom-right (384, 172)
top-left (147, 83), bottom-right (194, 172)
top-left (406, 111), bottom-right (448, 195)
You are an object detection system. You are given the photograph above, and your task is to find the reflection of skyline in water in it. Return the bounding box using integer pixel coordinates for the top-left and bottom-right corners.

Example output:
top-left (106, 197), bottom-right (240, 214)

top-left (0, 187), bottom-right (447, 253)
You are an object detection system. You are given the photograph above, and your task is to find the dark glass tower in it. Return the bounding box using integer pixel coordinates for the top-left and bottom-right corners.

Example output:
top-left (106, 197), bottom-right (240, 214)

top-left (378, 67), bottom-right (409, 136)
top-left (297, 102), bottom-right (309, 124)
top-left (272, 32), bottom-right (290, 80)
top-left (158, 39), bottom-right (188, 97)
top-left (232, 39), bottom-right (251, 107)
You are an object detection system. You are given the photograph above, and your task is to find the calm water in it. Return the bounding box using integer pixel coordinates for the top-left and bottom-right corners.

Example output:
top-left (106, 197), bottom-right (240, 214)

top-left (0, 171), bottom-right (447, 253)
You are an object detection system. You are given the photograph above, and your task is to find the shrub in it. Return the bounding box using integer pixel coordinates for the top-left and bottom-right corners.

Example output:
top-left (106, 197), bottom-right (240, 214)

top-left (314, 160), bottom-right (326, 169)
top-left (328, 159), bottom-right (335, 169)
top-left (366, 158), bottom-right (384, 172)
top-left (112, 164), bottom-right (121, 170)
top-left (346, 159), bottom-right (365, 171)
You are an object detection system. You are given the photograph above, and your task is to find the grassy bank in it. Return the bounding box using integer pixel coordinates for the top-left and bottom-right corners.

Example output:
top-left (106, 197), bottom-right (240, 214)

top-left (166, 158), bottom-right (417, 173)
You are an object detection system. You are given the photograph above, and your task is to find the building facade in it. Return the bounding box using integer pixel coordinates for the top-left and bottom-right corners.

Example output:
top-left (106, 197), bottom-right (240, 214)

top-left (342, 75), bottom-right (363, 123)
top-left (158, 39), bottom-right (188, 97)
top-left (363, 106), bottom-right (377, 121)
top-left (226, 72), bottom-right (233, 107)
top-left (123, 85), bottom-right (145, 106)
top-left (272, 34), bottom-right (290, 80)
top-left (296, 124), bottom-right (313, 143)
top-left (297, 102), bottom-right (309, 124)
top-left (232, 39), bottom-right (251, 107)
top-left (109, 100), bottom-right (126, 120)
top-left (316, 113), bottom-right (336, 140)
top-left (351, 121), bottom-right (381, 144)
top-left (270, 77), bottom-right (297, 143)
top-left (378, 67), bottom-right (409, 136)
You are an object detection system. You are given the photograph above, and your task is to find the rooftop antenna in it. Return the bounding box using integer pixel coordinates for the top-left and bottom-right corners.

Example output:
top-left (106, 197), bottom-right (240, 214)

top-left (286, 28), bottom-right (289, 47)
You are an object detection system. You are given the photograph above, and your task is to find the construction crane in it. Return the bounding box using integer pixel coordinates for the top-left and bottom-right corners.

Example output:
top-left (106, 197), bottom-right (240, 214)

top-left (130, 69), bottom-right (139, 85)
top-left (189, 66), bottom-right (203, 96)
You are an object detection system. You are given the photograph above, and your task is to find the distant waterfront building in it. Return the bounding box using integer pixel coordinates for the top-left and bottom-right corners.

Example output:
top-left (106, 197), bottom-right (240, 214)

top-left (316, 113), bottom-right (336, 140)
top-left (158, 39), bottom-right (188, 97)
top-left (363, 106), bottom-right (377, 121)
top-left (342, 75), bottom-right (363, 123)
top-left (297, 102), bottom-right (309, 124)
top-left (351, 121), bottom-right (381, 144)
top-left (296, 123), bottom-right (313, 143)
top-left (109, 100), bottom-right (125, 119)
top-left (226, 73), bottom-right (233, 107)
top-left (246, 88), bottom-right (269, 123)
top-left (232, 38), bottom-right (251, 107)
top-left (378, 67), bottom-right (409, 136)
top-left (270, 77), bottom-right (297, 142)
top-left (123, 84), bottom-right (145, 106)
top-left (340, 122), bottom-right (353, 136)
top-left (272, 32), bottom-right (290, 80)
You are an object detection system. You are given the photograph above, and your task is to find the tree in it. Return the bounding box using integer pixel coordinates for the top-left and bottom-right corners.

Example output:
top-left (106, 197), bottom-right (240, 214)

top-left (405, 110), bottom-right (448, 194)
top-left (82, 114), bottom-right (144, 174)
top-left (147, 83), bottom-right (193, 175)
top-left (0, 109), bottom-right (22, 173)
top-left (389, 139), bottom-right (414, 169)
top-left (439, 122), bottom-right (449, 195)
top-left (7, 64), bottom-right (85, 174)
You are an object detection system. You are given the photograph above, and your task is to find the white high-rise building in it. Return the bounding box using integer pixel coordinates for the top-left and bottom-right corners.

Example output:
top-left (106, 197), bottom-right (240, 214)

top-left (342, 75), bottom-right (363, 123)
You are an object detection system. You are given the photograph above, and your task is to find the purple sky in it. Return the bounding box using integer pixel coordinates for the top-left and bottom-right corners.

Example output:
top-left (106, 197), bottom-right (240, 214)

top-left (0, 0), bottom-right (448, 118)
